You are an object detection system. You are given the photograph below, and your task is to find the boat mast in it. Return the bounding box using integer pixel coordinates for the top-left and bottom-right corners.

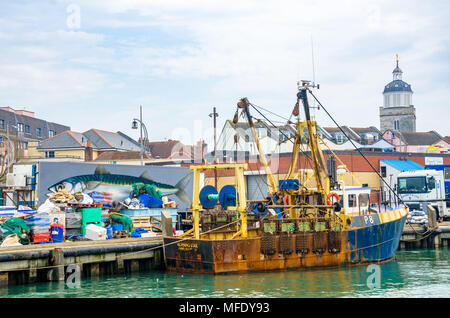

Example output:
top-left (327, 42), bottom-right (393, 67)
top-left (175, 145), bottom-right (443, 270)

top-left (238, 98), bottom-right (278, 193)
top-left (297, 81), bottom-right (330, 204)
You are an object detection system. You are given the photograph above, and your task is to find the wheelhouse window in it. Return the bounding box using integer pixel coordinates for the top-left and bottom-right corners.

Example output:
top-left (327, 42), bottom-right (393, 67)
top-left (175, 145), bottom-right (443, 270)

top-left (348, 194), bottom-right (357, 208)
top-left (398, 177), bottom-right (427, 193)
top-left (358, 193), bottom-right (369, 208)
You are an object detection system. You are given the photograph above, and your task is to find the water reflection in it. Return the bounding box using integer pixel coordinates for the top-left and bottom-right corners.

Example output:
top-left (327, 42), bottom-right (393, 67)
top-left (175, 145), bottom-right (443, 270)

top-left (1, 249), bottom-right (448, 298)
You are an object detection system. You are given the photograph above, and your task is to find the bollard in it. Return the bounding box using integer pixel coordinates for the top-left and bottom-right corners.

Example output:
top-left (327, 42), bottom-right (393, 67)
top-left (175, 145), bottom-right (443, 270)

top-left (28, 259), bottom-right (38, 284)
top-left (427, 206), bottom-right (437, 229)
top-left (161, 211), bottom-right (173, 237)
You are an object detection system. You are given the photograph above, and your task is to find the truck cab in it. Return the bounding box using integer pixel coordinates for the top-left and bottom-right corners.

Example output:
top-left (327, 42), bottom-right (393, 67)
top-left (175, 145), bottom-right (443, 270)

top-left (397, 169), bottom-right (448, 219)
top-left (425, 164), bottom-right (450, 207)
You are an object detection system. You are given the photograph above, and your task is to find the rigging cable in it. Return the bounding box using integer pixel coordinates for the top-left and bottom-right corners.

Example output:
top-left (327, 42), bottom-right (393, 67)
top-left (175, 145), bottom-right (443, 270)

top-left (306, 88), bottom-right (435, 238)
top-left (307, 88), bottom-right (403, 204)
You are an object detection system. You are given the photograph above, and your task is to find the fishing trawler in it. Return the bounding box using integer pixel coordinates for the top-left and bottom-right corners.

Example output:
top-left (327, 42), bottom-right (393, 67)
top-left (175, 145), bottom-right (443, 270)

top-left (163, 81), bottom-right (408, 274)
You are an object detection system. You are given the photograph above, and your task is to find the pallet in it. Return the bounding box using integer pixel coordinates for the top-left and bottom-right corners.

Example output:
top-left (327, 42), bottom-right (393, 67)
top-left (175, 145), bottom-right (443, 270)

top-left (131, 217), bottom-right (152, 232)
top-left (112, 230), bottom-right (128, 239)
top-left (131, 216), bottom-right (162, 232)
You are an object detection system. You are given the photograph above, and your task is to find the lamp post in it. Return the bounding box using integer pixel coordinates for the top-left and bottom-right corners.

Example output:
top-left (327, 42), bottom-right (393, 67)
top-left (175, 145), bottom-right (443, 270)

top-left (132, 105), bottom-right (149, 166)
top-left (209, 107), bottom-right (219, 188)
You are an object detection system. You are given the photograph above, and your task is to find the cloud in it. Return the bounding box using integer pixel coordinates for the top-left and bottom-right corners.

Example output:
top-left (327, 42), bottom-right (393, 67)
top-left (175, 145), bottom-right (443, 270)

top-left (0, 0), bottom-right (449, 143)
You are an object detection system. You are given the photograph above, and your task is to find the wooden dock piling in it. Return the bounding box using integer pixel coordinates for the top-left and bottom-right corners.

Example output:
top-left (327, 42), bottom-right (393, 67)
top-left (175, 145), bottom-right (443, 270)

top-left (0, 237), bottom-right (164, 287)
top-left (399, 222), bottom-right (450, 250)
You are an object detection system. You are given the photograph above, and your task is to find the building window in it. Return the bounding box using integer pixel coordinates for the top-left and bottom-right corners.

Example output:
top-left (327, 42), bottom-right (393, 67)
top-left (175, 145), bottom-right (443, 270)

top-left (49, 130), bottom-right (55, 137)
top-left (394, 120), bottom-right (400, 130)
top-left (245, 135), bottom-right (250, 142)
top-left (381, 166), bottom-right (387, 178)
top-left (0, 120), bottom-right (4, 129)
top-left (37, 128), bottom-right (42, 137)
top-left (17, 123), bottom-right (24, 132)
top-left (25, 125), bottom-right (30, 133)
top-left (45, 151), bottom-right (55, 158)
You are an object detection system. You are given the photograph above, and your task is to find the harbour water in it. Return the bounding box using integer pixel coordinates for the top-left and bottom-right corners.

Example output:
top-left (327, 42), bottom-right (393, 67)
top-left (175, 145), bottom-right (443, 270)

top-left (1, 248), bottom-right (449, 298)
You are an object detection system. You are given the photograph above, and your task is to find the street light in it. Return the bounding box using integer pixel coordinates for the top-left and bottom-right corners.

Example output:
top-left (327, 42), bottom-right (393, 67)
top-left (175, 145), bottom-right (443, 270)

top-left (132, 105), bottom-right (149, 166)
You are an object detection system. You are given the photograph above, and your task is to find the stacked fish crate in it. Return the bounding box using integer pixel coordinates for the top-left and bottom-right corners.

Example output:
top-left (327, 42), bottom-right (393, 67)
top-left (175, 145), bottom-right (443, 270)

top-left (406, 210), bottom-right (429, 226)
top-left (25, 212), bottom-right (51, 243)
top-left (88, 191), bottom-right (113, 208)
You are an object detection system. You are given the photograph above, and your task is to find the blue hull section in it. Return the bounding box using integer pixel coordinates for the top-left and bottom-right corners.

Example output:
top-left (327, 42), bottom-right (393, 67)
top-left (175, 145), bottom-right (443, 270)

top-left (346, 215), bottom-right (407, 264)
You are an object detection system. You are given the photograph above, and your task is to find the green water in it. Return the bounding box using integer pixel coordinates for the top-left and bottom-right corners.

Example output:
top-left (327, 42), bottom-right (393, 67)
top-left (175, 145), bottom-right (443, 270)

top-left (1, 248), bottom-right (449, 298)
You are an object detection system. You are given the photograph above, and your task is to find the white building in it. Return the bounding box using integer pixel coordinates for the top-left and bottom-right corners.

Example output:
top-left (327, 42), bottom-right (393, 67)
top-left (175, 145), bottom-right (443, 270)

top-left (380, 55), bottom-right (416, 133)
top-left (216, 120), bottom-right (296, 157)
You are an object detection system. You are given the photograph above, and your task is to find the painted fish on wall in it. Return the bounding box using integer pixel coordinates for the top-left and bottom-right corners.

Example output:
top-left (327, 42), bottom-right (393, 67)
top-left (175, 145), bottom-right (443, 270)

top-left (47, 166), bottom-right (192, 205)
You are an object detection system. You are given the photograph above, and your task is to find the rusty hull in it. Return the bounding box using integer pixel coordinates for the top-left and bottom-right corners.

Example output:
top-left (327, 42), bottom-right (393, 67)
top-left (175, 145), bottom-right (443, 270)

top-left (163, 232), bottom-right (348, 274)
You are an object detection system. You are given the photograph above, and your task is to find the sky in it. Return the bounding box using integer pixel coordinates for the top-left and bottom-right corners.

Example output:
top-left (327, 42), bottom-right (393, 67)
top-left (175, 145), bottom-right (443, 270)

top-left (0, 0), bottom-right (449, 150)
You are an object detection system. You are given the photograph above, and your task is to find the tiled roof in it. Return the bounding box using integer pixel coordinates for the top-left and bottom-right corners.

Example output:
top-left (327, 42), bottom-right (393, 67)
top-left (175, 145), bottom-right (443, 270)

top-left (349, 126), bottom-right (381, 135)
top-left (399, 131), bottom-right (442, 146)
top-left (147, 140), bottom-right (182, 158)
top-left (0, 107), bottom-right (70, 141)
top-left (95, 151), bottom-right (151, 161)
top-left (83, 129), bottom-right (141, 151)
top-left (383, 80), bottom-right (413, 93)
top-left (38, 130), bottom-right (84, 150)
top-left (322, 127), bottom-right (343, 133)
top-left (38, 129), bottom-right (141, 152)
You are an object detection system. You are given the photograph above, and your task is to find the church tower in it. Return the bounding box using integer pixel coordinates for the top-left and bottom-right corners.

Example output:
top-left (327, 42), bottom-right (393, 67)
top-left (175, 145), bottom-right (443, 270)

top-left (379, 54), bottom-right (416, 132)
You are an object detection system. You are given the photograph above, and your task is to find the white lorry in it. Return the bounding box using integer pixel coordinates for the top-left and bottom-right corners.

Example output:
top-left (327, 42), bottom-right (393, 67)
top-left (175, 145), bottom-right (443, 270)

top-left (397, 169), bottom-right (449, 220)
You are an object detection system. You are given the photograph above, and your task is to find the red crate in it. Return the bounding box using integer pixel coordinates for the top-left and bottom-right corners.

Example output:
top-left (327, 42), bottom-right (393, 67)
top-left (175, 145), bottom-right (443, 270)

top-left (32, 232), bottom-right (51, 243)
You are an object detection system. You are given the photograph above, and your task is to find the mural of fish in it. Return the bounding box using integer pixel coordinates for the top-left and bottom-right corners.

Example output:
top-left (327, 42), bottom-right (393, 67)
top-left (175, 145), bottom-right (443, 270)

top-left (47, 166), bottom-right (192, 205)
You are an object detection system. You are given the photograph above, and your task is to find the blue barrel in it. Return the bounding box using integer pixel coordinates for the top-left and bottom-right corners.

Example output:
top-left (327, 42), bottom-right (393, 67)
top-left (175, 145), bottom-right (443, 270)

top-left (50, 224), bottom-right (65, 243)
top-left (105, 226), bottom-right (113, 239)
top-left (112, 223), bottom-right (123, 232)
